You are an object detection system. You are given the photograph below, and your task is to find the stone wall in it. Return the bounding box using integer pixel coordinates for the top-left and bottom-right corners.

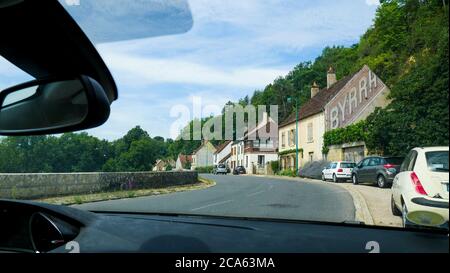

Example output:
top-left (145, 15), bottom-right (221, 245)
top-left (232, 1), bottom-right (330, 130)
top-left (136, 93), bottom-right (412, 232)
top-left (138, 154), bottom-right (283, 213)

top-left (0, 171), bottom-right (198, 200)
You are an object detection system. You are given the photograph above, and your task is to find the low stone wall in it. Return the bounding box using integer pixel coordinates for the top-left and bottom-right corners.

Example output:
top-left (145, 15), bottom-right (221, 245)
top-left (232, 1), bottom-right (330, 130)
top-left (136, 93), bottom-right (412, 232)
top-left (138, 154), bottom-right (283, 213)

top-left (0, 171), bottom-right (198, 200)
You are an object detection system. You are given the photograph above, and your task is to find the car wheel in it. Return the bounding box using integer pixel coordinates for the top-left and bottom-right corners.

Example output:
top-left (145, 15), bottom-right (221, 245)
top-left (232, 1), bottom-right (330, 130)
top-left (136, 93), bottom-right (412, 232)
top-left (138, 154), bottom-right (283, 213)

top-left (377, 175), bottom-right (387, 188)
top-left (391, 195), bottom-right (402, 216)
top-left (402, 202), bottom-right (414, 228)
top-left (352, 174), bottom-right (358, 185)
top-left (333, 174), bottom-right (338, 183)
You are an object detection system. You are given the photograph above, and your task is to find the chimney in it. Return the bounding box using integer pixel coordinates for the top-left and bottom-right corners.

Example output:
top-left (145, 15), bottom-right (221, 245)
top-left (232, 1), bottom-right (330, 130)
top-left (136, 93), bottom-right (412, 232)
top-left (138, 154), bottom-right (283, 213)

top-left (311, 81), bottom-right (320, 98)
top-left (327, 66), bottom-right (336, 89)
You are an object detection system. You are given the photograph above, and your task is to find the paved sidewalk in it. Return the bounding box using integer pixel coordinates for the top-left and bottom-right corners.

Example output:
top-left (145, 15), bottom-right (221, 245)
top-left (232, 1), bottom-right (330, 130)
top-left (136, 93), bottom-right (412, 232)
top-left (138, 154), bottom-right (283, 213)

top-left (341, 183), bottom-right (402, 227)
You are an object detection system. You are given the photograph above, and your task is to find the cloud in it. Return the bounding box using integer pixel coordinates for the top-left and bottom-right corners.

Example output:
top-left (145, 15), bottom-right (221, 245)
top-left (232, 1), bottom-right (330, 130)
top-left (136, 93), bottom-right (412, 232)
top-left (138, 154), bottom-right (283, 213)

top-left (365, 0), bottom-right (380, 6)
top-left (2, 0), bottom-right (379, 140)
top-left (101, 51), bottom-right (289, 89)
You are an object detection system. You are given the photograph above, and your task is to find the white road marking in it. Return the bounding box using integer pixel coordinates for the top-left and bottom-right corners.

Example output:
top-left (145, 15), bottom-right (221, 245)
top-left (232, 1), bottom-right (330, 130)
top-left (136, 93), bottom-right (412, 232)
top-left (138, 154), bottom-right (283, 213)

top-left (190, 200), bottom-right (233, 211)
top-left (247, 190), bottom-right (265, 197)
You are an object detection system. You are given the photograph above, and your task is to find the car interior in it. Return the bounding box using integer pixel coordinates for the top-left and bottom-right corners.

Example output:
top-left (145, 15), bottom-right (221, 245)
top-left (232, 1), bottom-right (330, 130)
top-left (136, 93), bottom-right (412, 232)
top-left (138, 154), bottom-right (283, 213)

top-left (0, 0), bottom-right (448, 254)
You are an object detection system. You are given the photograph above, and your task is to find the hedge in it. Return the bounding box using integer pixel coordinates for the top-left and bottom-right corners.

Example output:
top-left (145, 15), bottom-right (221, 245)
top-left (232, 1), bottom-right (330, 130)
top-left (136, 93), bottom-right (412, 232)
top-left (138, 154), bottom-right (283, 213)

top-left (322, 121), bottom-right (368, 154)
top-left (195, 166), bottom-right (215, 173)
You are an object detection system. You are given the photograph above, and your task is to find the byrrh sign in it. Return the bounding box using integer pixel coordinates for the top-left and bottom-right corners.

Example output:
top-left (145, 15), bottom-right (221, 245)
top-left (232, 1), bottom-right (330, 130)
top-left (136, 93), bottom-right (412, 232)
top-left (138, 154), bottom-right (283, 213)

top-left (325, 65), bottom-right (390, 130)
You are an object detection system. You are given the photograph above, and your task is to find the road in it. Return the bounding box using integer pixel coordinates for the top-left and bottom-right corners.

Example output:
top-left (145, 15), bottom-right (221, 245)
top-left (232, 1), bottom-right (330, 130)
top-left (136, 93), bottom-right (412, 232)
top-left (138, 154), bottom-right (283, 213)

top-left (75, 174), bottom-right (356, 223)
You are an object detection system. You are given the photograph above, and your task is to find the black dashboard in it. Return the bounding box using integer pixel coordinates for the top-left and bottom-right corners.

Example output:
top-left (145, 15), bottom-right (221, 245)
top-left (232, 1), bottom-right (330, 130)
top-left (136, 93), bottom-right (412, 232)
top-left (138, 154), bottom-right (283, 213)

top-left (0, 200), bottom-right (448, 253)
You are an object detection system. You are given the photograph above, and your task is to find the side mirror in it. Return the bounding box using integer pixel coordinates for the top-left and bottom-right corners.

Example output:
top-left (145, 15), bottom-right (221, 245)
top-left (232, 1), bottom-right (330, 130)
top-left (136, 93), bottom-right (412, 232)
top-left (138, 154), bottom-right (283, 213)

top-left (0, 75), bottom-right (110, 135)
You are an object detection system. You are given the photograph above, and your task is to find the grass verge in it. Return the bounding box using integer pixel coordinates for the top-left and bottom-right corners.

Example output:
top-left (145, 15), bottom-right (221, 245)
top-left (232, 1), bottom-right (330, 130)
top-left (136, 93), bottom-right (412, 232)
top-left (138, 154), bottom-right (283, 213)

top-left (37, 177), bottom-right (215, 206)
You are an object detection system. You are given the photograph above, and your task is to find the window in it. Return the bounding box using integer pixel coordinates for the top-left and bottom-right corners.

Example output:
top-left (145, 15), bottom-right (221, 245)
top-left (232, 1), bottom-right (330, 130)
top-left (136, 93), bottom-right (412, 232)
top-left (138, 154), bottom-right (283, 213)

top-left (400, 152), bottom-right (412, 172)
top-left (281, 132), bottom-right (286, 147)
top-left (258, 155), bottom-right (265, 166)
top-left (289, 129), bottom-right (295, 146)
top-left (408, 152), bottom-right (418, 171)
top-left (361, 158), bottom-right (370, 167)
top-left (309, 152), bottom-right (314, 162)
top-left (426, 151), bottom-right (449, 172)
top-left (307, 123), bottom-right (313, 143)
top-left (369, 157), bottom-right (381, 166)
top-left (340, 163), bottom-right (356, 168)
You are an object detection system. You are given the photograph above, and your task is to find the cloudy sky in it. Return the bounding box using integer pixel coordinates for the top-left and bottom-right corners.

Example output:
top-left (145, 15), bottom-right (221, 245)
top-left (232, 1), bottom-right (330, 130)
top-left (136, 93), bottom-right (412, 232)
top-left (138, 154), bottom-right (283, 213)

top-left (0, 0), bottom-right (379, 140)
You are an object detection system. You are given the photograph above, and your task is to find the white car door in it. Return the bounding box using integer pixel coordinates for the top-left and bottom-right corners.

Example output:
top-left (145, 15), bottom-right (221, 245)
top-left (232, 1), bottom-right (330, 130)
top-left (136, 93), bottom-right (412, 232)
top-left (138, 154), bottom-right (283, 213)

top-left (323, 163), bottom-right (332, 179)
top-left (392, 151), bottom-right (416, 206)
top-left (328, 162), bottom-right (337, 179)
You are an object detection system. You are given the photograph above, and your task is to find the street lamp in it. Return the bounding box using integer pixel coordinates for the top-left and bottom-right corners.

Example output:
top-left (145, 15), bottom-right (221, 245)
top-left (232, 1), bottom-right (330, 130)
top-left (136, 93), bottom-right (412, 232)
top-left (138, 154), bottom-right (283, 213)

top-left (286, 96), bottom-right (300, 175)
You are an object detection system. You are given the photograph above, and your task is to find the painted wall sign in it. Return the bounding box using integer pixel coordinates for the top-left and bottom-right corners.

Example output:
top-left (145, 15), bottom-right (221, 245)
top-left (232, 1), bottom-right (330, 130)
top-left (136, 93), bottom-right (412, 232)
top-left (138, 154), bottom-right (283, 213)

top-left (325, 65), bottom-right (388, 130)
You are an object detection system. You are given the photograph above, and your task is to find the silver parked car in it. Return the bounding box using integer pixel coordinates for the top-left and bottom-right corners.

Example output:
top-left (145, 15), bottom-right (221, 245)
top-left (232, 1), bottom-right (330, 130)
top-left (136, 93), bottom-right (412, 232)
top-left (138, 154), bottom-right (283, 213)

top-left (214, 164), bottom-right (228, 175)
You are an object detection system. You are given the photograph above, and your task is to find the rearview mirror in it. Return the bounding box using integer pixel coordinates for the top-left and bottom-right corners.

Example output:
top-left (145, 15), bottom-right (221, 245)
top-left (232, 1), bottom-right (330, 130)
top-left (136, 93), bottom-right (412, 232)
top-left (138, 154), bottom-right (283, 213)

top-left (0, 75), bottom-right (110, 135)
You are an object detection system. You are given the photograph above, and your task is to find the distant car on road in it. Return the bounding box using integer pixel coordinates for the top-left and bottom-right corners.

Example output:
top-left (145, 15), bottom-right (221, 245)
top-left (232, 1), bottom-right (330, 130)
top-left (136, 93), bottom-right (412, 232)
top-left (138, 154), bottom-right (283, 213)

top-left (233, 166), bottom-right (246, 175)
top-left (391, 147), bottom-right (449, 228)
top-left (213, 164), bottom-right (228, 175)
top-left (322, 161), bottom-right (356, 183)
top-left (352, 156), bottom-right (404, 188)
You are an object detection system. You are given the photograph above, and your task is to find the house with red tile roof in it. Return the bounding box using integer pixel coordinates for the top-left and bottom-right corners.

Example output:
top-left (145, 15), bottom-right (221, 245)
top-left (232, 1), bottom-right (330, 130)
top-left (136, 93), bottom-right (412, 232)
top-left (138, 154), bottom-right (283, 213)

top-left (175, 154), bottom-right (193, 170)
top-left (279, 65), bottom-right (391, 171)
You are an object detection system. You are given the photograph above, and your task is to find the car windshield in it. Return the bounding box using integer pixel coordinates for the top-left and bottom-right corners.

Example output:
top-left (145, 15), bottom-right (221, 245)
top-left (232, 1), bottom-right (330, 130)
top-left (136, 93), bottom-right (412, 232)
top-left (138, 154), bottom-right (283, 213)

top-left (341, 163), bottom-right (356, 168)
top-left (384, 157), bottom-right (404, 165)
top-left (0, 0), bottom-right (449, 232)
top-left (426, 151), bottom-right (449, 172)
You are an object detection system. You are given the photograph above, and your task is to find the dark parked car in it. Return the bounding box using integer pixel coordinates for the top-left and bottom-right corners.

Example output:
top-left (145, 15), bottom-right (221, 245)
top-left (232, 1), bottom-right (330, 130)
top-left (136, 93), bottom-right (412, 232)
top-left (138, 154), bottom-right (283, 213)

top-left (233, 166), bottom-right (246, 175)
top-left (351, 156), bottom-right (404, 188)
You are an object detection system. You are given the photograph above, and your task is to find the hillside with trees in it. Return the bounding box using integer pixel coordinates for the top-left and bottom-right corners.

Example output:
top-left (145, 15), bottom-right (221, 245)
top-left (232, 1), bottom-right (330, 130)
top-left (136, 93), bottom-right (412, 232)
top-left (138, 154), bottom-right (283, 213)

top-left (243, 0), bottom-right (449, 156)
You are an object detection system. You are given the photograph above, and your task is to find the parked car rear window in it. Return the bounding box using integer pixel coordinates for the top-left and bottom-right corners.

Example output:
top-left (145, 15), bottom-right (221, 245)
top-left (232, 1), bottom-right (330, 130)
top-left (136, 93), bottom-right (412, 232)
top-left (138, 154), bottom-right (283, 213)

top-left (384, 157), bottom-right (404, 165)
top-left (425, 151), bottom-right (449, 172)
top-left (340, 163), bottom-right (356, 168)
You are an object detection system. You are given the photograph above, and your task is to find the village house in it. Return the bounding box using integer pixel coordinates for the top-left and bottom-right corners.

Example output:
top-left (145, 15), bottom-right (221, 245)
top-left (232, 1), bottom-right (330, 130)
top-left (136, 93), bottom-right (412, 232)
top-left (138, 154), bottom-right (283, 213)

top-left (230, 113), bottom-right (278, 174)
top-left (213, 140), bottom-right (232, 167)
top-left (175, 154), bottom-right (193, 170)
top-left (191, 140), bottom-right (217, 170)
top-left (152, 159), bottom-right (176, 172)
top-left (278, 65), bottom-right (391, 171)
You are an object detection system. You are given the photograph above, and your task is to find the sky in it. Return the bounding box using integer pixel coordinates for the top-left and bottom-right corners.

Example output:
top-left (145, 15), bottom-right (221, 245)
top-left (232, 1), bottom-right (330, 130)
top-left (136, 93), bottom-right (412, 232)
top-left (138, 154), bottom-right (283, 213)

top-left (0, 0), bottom-right (380, 141)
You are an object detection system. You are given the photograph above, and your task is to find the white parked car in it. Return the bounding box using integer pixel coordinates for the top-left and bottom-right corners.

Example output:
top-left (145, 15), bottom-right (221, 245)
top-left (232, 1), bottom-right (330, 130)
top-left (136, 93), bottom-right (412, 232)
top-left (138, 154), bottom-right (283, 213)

top-left (322, 161), bottom-right (356, 183)
top-left (391, 147), bottom-right (449, 229)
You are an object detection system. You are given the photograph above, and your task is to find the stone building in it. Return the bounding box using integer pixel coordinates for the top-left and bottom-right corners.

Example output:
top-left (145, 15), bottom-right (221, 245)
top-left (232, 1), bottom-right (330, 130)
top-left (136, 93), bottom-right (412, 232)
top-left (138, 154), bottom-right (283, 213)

top-left (278, 65), bottom-right (391, 171)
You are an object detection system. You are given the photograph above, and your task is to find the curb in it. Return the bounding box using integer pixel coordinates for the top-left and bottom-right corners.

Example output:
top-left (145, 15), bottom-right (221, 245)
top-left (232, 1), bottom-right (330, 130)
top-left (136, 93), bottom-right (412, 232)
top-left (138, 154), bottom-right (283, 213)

top-left (248, 174), bottom-right (375, 225)
top-left (332, 183), bottom-right (375, 225)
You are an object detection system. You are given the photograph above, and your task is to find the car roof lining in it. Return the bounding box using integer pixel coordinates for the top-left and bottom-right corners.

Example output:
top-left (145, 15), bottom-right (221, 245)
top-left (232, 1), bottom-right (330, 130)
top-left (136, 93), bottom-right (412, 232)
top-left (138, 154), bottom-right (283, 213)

top-left (0, 1), bottom-right (117, 102)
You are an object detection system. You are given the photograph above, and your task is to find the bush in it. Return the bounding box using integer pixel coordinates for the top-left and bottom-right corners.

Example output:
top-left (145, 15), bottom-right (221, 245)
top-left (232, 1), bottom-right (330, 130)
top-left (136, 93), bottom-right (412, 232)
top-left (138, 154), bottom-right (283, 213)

top-left (195, 166), bottom-right (214, 173)
top-left (270, 161), bottom-right (280, 174)
top-left (322, 121), bottom-right (368, 154)
top-left (278, 169), bottom-right (297, 177)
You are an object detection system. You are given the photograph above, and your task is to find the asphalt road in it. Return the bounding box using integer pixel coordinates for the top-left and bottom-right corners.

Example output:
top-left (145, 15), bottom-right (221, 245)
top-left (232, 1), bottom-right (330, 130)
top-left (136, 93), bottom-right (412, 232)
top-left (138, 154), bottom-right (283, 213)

top-left (75, 174), bottom-right (356, 223)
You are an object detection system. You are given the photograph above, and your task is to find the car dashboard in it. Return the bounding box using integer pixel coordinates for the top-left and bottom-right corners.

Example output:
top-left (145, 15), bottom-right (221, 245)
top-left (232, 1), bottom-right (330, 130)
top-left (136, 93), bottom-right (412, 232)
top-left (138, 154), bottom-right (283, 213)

top-left (0, 200), bottom-right (448, 253)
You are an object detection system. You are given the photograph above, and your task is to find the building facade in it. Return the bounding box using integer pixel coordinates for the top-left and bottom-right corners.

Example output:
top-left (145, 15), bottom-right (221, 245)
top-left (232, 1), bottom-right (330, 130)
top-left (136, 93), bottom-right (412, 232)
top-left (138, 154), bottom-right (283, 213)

top-left (279, 65), bottom-right (391, 170)
top-left (191, 141), bottom-right (217, 169)
top-left (230, 114), bottom-right (278, 174)
top-left (213, 140), bottom-right (232, 167)
top-left (175, 154), bottom-right (192, 170)
top-left (152, 159), bottom-right (175, 172)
